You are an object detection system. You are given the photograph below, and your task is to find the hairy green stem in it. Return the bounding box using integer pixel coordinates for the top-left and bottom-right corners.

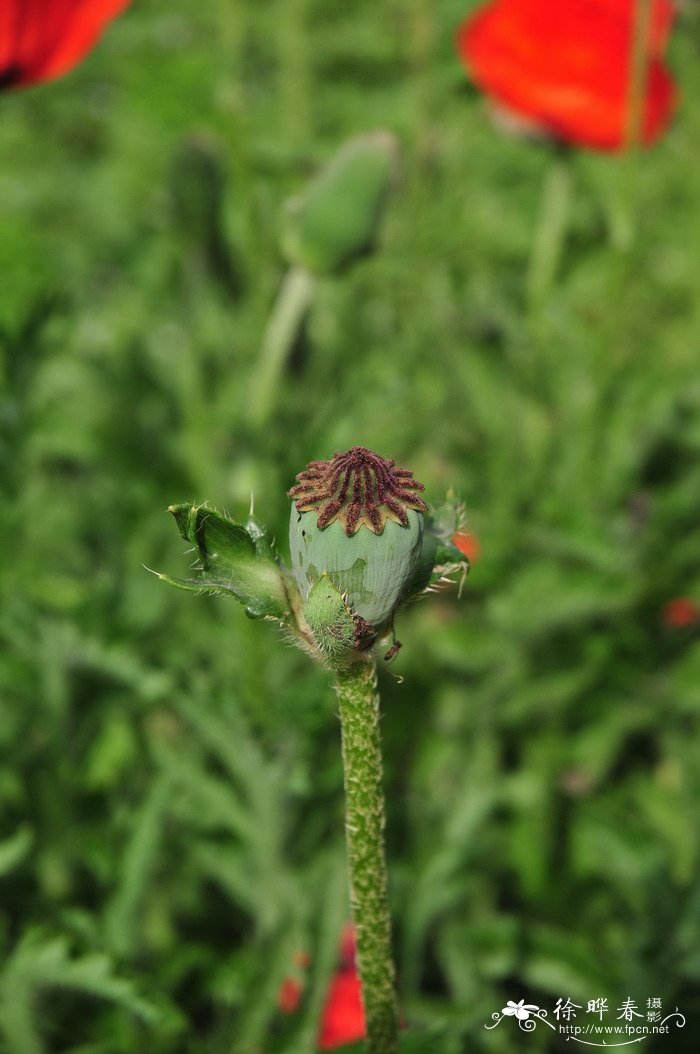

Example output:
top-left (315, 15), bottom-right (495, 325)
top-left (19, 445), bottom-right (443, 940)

top-left (248, 264), bottom-right (316, 428)
top-left (335, 659), bottom-right (399, 1054)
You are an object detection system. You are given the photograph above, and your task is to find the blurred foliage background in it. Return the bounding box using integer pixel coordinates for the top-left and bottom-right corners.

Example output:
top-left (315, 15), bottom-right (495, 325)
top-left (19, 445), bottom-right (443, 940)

top-left (2, 0), bottom-right (700, 1051)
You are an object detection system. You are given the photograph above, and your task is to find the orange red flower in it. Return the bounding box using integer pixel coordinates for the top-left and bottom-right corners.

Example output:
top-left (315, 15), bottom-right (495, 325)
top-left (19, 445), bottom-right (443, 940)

top-left (662, 597), bottom-right (699, 629)
top-left (451, 530), bottom-right (481, 563)
top-left (318, 969), bottom-right (364, 1049)
top-left (278, 924), bottom-right (365, 1050)
top-left (456, 0), bottom-right (677, 150)
top-left (0, 0), bottom-right (130, 90)
top-left (277, 976), bottom-right (305, 1015)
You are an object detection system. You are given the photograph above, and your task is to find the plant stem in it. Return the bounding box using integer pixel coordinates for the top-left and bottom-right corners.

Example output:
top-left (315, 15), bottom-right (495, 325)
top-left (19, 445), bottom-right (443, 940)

top-left (248, 264), bottom-right (316, 428)
top-left (334, 658), bottom-right (399, 1054)
top-left (604, 0), bottom-right (653, 254)
top-left (526, 150), bottom-right (572, 326)
top-left (624, 0), bottom-right (653, 151)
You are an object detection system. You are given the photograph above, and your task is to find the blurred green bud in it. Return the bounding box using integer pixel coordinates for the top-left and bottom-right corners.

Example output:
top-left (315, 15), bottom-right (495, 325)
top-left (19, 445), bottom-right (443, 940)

top-left (169, 136), bottom-right (224, 246)
top-left (408, 517), bottom-right (471, 598)
top-left (157, 504), bottom-right (290, 621)
top-left (288, 447), bottom-right (429, 656)
top-left (281, 131), bottom-right (398, 274)
top-left (168, 134), bottom-right (240, 297)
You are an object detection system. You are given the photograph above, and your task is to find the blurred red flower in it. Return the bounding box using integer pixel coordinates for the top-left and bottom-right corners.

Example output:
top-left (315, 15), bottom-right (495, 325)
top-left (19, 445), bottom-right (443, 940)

top-left (456, 0), bottom-right (677, 150)
top-left (278, 976), bottom-right (304, 1014)
top-left (663, 597), bottom-right (699, 629)
top-left (278, 924), bottom-right (366, 1050)
top-left (0, 0), bottom-right (130, 90)
top-left (452, 530), bottom-right (481, 563)
top-left (318, 966), bottom-right (365, 1051)
top-left (277, 950), bottom-right (312, 1013)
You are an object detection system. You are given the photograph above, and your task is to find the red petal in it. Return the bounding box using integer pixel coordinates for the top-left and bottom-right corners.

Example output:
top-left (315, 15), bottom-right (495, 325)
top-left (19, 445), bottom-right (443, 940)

top-left (338, 922), bottom-right (356, 968)
top-left (451, 530), bottom-right (481, 563)
top-left (318, 968), bottom-right (365, 1050)
top-left (0, 0), bottom-right (130, 89)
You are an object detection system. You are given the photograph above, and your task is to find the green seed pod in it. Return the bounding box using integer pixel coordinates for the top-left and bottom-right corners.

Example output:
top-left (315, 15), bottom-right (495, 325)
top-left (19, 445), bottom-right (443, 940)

top-left (288, 447), bottom-right (428, 650)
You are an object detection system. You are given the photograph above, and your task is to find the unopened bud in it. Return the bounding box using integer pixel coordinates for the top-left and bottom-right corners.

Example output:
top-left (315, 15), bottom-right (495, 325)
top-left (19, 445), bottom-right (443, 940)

top-left (281, 132), bottom-right (398, 274)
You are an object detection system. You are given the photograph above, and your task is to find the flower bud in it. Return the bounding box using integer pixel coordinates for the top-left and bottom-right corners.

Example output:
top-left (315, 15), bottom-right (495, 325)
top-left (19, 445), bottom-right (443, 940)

top-left (288, 447), bottom-right (428, 653)
top-left (281, 132), bottom-right (398, 275)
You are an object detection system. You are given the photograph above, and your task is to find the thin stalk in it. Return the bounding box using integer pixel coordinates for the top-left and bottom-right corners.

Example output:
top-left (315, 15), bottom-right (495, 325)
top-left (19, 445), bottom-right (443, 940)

top-left (604, 0), bottom-right (654, 254)
top-left (598, 0), bottom-right (655, 341)
top-left (624, 0), bottom-right (653, 151)
top-left (278, 0), bottom-right (312, 145)
top-left (248, 265), bottom-right (316, 428)
top-left (334, 658), bottom-right (399, 1054)
top-left (526, 151), bottom-right (572, 326)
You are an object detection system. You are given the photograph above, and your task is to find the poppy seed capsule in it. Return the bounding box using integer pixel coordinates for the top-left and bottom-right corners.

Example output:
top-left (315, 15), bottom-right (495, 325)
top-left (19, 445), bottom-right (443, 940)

top-left (288, 447), bottom-right (427, 635)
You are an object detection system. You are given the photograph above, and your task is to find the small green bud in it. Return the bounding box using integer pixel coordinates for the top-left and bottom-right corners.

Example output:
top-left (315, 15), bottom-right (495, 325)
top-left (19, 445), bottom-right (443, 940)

top-left (288, 447), bottom-right (428, 654)
top-left (302, 574), bottom-right (357, 663)
top-left (281, 132), bottom-right (398, 275)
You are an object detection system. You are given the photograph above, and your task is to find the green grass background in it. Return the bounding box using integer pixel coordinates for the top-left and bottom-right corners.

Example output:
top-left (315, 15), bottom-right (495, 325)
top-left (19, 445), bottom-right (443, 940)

top-left (2, 1), bottom-right (700, 1051)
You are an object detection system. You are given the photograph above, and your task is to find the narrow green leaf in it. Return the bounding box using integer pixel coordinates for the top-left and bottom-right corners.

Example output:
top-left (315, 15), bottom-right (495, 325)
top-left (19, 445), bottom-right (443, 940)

top-left (0, 825), bottom-right (33, 878)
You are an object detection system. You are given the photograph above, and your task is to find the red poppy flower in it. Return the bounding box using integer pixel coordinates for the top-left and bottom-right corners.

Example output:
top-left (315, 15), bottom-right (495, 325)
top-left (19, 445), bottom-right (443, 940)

top-left (0, 0), bottom-right (130, 90)
top-left (456, 0), bottom-right (677, 150)
top-left (662, 597), bottom-right (699, 629)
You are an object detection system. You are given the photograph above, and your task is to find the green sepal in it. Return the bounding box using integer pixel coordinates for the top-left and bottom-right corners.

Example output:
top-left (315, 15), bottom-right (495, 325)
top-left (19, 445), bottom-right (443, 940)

top-left (170, 503), bottom-right (198, 544)
top-left (400, 531), bottom-right (469, 603)
top-left (302, 574), bottom-right (356, 664)
top-left (426, 537), bottom-right (470, 594)
top-left (433, 538), bottom-right (469, 568)
top-left (281, 131), bottom-right (398, 275)
top-left (150, 571), bottom-right (219, 595)
top-left (164, 504), bottom-right (290, 620)
top-left (244, 514), bottom-right (275, 559)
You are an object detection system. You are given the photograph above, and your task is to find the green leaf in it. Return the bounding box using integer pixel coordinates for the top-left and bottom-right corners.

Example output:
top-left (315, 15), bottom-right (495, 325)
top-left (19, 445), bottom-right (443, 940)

top-left (0, 932), bottom-right (182, 1054)
top-left (0, 825), bottom-right (33, 879)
